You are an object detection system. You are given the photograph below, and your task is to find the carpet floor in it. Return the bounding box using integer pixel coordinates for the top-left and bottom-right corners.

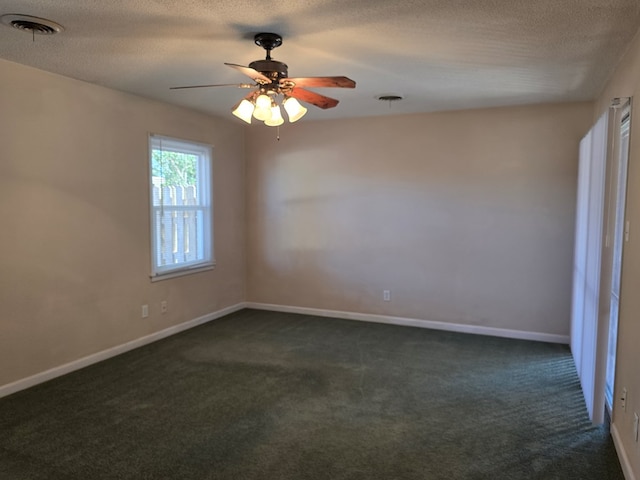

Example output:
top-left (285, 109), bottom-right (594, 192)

top-left (0, 309), bottom-right (624, 479)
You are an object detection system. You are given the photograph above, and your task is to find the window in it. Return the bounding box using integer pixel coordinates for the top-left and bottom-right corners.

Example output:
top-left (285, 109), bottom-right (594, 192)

top-left (149, 134), bottom-right (214, 279)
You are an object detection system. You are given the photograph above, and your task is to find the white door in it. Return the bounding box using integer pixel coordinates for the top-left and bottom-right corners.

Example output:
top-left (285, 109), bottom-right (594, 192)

top-left (571, 111), bottom-right (609, 424)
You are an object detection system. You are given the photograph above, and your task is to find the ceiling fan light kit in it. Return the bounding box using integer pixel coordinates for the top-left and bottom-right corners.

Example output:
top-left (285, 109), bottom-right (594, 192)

top-left (172, 32), bottom-right (356, 127)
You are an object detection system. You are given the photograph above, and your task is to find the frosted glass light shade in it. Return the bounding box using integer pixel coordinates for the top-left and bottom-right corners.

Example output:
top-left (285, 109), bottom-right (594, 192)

top-left (265, 104), bottom-right (285, 126)
top-left (283, 97), bottom-right (307, 122)
top-left (255, 94), bottom-right (271, 109)
top-left (253, 94), bottom-right (272, 121)
top-left (231, 99), bottom-right (254, 124)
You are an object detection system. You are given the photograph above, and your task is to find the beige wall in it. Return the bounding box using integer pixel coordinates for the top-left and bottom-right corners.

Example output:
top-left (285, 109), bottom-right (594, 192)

top-left (0, 58), bottom-right (246, 387)
top-left (246, 103), bottom-right (593, 336)
top-left (597, 29), bottom-right (640, 477)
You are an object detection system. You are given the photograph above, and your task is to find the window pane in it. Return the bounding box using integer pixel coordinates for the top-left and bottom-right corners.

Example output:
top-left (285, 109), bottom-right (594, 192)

top-left (149, 135), bottom-right (213, 278)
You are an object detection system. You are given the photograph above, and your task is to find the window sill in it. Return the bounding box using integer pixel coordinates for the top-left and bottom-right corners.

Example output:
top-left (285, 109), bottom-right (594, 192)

top-left (150, 263), bottom-right (215, 282)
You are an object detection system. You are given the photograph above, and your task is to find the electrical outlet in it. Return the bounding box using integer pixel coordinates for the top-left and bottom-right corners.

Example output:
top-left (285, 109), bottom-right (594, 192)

top-left (621, 388), bottom-right (627, 411)
top-left (141, 305), bottom-right (149, 318)
top-left (634, 413), bottom-right (639, 442)
top-left (383, 290), bottom-right (391, 302)
top-left (160, 300), bottom-right (168, 314)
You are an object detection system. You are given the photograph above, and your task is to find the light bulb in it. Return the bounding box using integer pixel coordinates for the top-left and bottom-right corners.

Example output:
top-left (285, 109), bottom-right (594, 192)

top-left (283, 97), bottom-right (308, 122)
top-left (231, 99), bottom-right (254, 124)
top-left (265, 104), bottom-right (285, 126)
top-left (255, 94), bottom-right (271, 109)
top-left (253, 94), bottom-right (272, 121)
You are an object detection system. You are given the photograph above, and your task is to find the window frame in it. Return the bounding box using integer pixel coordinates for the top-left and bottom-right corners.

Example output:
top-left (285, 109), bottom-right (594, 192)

top-left (148, 134), bottom-right (215, 281)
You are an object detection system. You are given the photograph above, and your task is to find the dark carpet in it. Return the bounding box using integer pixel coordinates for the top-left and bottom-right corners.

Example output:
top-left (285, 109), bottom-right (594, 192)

top-left (0, 309), bottom-right (623, 479)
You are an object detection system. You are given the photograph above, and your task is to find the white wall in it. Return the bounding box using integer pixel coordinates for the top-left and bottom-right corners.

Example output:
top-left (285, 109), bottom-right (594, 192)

top-left (0, 58), bottom-right (246, 388)
top-left (246, 103), bottom-right (593, 337)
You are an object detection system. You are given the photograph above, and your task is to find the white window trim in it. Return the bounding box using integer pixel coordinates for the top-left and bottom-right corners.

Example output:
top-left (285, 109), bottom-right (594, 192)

top-left (149, 134), bottom-right (215, 280)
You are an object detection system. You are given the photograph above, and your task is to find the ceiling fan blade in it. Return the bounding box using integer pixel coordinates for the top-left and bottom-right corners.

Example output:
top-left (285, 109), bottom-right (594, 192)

top-left (285, 76), bottom-right (356, 89)
top-left (170, 83), bottom-right (254, 90)
top-left (289, 88), bottom-right (340, 109)
top-left (224, 63), bottom-right (272, 84)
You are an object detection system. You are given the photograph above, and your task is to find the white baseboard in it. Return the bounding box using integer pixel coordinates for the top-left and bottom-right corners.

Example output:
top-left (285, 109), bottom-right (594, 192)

top-left (0, 302), bottom-right (247, 400)
top-left (612, 423), bottom-right (637, 480)
top-left (1, 301), bottom-right (570, 400)
top-left (245, 302), bottom-right (570, 344)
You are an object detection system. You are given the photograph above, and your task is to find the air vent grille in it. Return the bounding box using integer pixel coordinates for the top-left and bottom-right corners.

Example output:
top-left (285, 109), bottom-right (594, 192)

top-left (376, 94), bottom-right (404, 102)
top-left (1, 14), bottom-right (64, 35)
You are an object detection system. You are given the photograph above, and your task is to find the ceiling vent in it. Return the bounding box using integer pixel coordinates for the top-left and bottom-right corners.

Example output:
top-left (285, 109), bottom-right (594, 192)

top-left (1, 14), bottom-right (64, 35)
top-left (376, 94), bottom-right (404, 102)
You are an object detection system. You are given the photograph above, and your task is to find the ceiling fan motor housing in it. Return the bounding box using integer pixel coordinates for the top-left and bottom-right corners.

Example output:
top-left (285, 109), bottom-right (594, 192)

top-left (249, 59), bottom-right (288, 82)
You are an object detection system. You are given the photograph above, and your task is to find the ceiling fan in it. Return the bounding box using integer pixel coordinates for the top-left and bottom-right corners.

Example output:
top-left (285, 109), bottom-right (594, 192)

top-left (171, 33), bottom-right (356, 126)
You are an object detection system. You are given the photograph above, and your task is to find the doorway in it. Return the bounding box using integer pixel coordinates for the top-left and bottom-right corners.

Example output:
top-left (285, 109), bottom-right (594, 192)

top-left (571, 98), bottom-right (632, 424)
top-left (605, 104), bottom-right (631, 411)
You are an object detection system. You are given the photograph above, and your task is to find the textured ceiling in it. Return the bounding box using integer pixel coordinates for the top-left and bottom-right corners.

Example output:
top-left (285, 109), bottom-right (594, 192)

top-left (1, 0), bottom-right (639, 122)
